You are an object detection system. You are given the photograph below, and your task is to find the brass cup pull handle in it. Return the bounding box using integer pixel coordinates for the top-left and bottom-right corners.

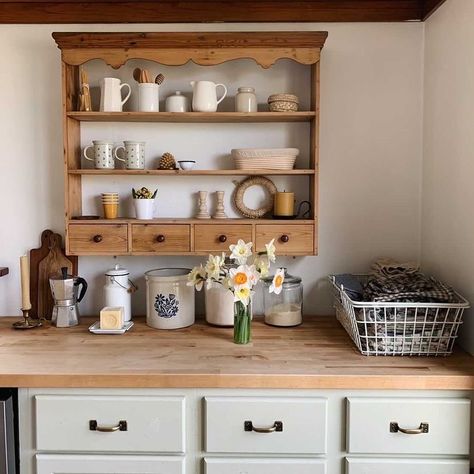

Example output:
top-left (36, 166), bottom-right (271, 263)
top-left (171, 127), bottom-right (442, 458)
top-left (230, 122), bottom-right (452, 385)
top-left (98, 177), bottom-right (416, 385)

top-left (244, 420), bottom-right (283, 433)
top-left (89, 419), bottom-right (128, 432)
top-left (390, 422), bottom-right (429, 435)
top-left (93, 234), bottom-right (103, 243)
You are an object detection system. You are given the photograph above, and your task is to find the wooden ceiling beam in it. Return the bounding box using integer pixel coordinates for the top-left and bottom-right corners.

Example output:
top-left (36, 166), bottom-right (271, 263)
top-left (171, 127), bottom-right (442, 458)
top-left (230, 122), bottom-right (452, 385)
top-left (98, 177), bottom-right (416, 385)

top-left (0, 0), bottom-right (427, 24)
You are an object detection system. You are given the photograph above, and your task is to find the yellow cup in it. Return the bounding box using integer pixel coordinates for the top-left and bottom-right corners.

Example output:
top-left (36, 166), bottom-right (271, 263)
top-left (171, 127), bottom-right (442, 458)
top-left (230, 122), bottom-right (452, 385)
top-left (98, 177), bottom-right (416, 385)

top-left (103, 202), bottom-right (118, 219)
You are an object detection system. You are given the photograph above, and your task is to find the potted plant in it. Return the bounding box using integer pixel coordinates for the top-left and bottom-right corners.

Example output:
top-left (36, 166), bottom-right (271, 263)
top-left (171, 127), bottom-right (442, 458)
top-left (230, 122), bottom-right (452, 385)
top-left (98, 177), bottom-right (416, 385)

top-left (132, 187), bottom-right (157, 220)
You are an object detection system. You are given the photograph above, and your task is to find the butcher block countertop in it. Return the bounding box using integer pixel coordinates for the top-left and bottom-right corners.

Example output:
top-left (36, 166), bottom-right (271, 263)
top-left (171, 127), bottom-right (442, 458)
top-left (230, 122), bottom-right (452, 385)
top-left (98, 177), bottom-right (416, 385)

top-left (0, 316), bottom-right (472, 390)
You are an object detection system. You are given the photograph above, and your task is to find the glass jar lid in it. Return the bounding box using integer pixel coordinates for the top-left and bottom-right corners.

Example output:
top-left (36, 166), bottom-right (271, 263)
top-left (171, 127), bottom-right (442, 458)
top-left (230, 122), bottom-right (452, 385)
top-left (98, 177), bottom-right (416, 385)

top-left (262, 269), bottom-right (301, 288)
top-left (238, 87), bottom-right (255, 93)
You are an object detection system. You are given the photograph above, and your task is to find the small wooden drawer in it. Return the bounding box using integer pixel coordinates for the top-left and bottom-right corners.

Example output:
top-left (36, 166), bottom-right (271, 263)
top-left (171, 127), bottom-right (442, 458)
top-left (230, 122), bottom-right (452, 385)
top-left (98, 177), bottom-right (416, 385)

top-left (346, 397), bottom-right (470, 455)
top-left (255, 225), bottom-right (314, 254)
top-left (36, 454), bottom-right (185, 474)
top-left (35, 395), bottom-right (185, 453)
top-left (205, 457), bottom-right (326, 474)
top-left (204, 396), bottom-right (327, 454)
top-left (194, 225), bottom-right (252, 252)
top-left (68, 224), bottom-right (128, 254)
top-left (132, 224), bottom-right (190, 253)
top-left (345, 458), bottom-right (469, 474)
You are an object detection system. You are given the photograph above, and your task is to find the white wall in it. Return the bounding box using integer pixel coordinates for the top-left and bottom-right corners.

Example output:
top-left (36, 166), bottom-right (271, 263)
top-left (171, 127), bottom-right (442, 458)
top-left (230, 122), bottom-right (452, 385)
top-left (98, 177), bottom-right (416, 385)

top-left (0, 23), bottom-right (424, 317)
top-left (423, 0), bottom-right (474, 354)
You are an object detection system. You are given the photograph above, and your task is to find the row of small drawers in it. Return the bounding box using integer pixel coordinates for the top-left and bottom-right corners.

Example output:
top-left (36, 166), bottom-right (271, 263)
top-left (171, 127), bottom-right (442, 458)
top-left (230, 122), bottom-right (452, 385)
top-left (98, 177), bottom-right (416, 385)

top-left (67, 223), bottom-right (314, 254)
top-left (35, 395), bottom-right (471, 456)
top-left (35, 455), bottom-right (470, 474)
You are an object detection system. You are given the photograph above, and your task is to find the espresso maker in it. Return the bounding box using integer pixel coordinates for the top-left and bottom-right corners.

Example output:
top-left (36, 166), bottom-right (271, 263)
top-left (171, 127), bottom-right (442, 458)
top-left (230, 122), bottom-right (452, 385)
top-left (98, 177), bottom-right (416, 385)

top-left (49, 267), bottom-right (88, 327)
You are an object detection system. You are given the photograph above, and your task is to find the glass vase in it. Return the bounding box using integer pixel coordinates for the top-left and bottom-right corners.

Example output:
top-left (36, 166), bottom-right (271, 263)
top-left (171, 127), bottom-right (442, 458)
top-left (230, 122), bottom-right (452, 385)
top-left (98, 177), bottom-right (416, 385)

top-left (233, 300), bottom-right (251, 344)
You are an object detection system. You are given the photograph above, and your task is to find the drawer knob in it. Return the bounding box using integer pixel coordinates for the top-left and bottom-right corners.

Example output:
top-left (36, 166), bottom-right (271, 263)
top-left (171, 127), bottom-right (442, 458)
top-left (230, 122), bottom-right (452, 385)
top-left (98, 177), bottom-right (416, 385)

top-left (218, 234), bottom-right (227, 243)
top-left (93, 234), bottom-right (103, 243)
top-left (89, 419), bottom-right (128, 432)
top-left (156, 234), bottom-right (166, 243)
top-left (390, 422), bottom-right (429, 435)
top-left (280, 234), bottom-right (289, 243)
top-left (244, 420), bottom-right (283, 433)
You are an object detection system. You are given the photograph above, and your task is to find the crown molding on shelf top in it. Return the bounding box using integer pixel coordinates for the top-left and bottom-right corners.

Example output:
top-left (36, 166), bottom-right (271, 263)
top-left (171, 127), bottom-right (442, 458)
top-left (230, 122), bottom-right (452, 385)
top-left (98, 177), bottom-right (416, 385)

top-left (1, 1), bottom-right (446, 24)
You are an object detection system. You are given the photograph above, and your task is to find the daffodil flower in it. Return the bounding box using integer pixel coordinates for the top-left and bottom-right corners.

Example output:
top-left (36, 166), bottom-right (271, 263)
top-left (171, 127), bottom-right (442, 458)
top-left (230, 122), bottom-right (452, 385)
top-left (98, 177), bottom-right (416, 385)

top-left (234, 285), bottom-right (251, 306)
top-left (229, 239), bottom-right (253, 265)
top-left (187, 265), bottom-right (206, 291)
top-left (265, 238), bottom-right (276, 263)
top-left (205, 253), bottom-right (224, 281)
top-left (269, 268), bottom-right (285, 295)
top-left (229, 265), bottom-right (252, 289)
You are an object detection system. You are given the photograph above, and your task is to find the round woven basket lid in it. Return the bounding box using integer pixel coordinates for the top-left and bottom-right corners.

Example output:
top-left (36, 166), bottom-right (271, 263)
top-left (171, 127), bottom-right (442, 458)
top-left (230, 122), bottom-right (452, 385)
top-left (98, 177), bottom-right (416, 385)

top-left (267, 93), bottom-right (299, 104)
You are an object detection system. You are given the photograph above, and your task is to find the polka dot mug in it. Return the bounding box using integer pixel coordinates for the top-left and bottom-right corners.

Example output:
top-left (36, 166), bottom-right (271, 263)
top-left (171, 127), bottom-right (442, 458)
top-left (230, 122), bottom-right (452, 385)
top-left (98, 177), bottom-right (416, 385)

top-left (83, 140), bottom-right (116, 169)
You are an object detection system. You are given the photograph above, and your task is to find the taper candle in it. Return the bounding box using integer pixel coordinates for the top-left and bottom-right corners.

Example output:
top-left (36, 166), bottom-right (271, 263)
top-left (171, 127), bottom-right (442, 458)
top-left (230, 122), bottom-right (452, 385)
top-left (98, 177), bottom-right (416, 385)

top-left (20, 255), bottom-right (31, 311)
top-left (274, 191), bottom-right (295, 217)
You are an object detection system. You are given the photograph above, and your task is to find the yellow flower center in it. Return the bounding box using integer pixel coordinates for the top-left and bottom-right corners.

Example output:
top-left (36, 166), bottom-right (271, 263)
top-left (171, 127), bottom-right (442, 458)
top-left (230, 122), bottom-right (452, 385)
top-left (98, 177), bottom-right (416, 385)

top-left (234, 272), bottom-right (248, 285)
top-left (274, 275), bottom-right (283, 287)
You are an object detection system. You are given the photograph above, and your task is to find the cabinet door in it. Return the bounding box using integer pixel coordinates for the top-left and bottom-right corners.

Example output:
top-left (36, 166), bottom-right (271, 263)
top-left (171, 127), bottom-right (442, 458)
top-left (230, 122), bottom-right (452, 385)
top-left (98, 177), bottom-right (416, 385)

top-left (205, 457), bottom-right (326, 474)
top-left (345, 457), bottom-right (469, 474)
top-left (36, 454), bottom-right (185, 474)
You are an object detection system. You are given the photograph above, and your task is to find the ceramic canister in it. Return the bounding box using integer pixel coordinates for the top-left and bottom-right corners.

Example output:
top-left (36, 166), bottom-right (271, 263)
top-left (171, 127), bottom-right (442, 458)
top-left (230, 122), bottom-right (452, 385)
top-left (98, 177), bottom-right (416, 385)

top-left (145, 268), bottom-right (194, 329)
top-left (104, 264), bottom-right (134, 322)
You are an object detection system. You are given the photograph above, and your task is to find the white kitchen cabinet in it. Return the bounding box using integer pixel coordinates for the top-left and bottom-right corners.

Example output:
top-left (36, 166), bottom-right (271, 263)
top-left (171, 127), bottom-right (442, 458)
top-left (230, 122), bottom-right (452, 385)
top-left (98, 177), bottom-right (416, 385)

top-left (36, 454), bottom-right (185, 474)
top-left (204, 396), bottom-right (327, 454)
top-left (346, 397), bottom-right (470, 455)
top-left (204, 457), bottom-right (326, 474)
top-left (345, 457), bottom-right (470, 474)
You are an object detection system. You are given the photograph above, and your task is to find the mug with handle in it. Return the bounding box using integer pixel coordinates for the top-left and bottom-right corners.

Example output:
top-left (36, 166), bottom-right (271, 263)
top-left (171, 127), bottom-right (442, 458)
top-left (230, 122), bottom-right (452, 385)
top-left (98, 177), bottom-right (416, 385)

top-left (100, 77), bottom-right (131, 112)
top-left (83, 140), bottom-right (116, 169)
top-left (114, 141), bottom-right (146, 170)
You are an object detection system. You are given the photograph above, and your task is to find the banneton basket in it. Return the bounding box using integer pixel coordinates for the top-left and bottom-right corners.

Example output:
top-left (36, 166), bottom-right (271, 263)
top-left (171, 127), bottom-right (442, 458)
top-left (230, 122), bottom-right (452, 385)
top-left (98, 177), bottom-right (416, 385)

top-left (231, 148), bottom-right (299, 170)
top-left (330, 275), bottom-right (470, 356)
top-left (268, 93), bottom-right (299, 112)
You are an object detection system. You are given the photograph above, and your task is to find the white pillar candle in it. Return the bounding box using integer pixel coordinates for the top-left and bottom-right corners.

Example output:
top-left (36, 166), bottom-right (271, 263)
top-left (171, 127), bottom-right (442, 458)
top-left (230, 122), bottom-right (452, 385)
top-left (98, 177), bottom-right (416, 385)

top-left (20, 255), bottom-right (31, 311)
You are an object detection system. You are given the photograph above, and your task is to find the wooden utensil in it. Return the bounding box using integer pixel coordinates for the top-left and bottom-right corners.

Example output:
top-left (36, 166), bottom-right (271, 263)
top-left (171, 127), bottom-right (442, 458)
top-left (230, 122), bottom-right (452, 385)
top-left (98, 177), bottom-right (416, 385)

top-left (29, 230), bottom-right (78, 320)
top-left (155, 73), bottom-right (165, 85)
top-left (133, 67), bottom-right (142, 83)
top-left (143, 69), bottom-right (151, 83)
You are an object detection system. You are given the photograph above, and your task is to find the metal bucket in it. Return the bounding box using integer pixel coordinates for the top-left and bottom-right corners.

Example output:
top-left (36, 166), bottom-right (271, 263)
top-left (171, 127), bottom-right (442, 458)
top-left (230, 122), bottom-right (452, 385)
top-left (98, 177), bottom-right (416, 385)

top-left (145, 268), bottom-right (194, 329)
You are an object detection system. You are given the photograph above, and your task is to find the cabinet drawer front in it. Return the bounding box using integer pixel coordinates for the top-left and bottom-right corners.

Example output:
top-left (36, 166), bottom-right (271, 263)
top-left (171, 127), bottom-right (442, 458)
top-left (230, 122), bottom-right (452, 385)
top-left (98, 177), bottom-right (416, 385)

top-left (205, 457), bottom-right (326, 474)
top-left (36, 395), bottom-right (185, 453)
top-left (68, 224), bottom-right (128, 254)
top-left (36, 454), bottom-right (185, 474)
top-left (205, 396), bottom-right (327, 454)
top-left (255, 225), bottom-right (314, 254)
top-left (347, 397), bottom-right (470, 455)
top-left (132, 224), bottom-right (190, 252)
top-left (346, 458), bottom-right (469, 474)
top-left (194, 225), bottom-right (252, 252)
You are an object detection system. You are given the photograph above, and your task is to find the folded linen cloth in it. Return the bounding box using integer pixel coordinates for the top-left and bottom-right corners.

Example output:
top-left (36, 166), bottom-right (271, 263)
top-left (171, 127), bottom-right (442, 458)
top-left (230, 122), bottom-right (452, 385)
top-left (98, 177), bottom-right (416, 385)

top-left (333, 274), bottom-right (364, 301)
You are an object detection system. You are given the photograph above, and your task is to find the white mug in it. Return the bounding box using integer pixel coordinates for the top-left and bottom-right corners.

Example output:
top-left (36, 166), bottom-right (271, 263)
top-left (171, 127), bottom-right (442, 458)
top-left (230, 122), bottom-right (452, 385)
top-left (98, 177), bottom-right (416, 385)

top-left (83, 140), bottom-right (116, 169)
top-left (138, 83), bottom-right (159, 112)
top-left (114, 141), bottom-right (145, 170)
top-left (100, 77), bottom-right (131, 112)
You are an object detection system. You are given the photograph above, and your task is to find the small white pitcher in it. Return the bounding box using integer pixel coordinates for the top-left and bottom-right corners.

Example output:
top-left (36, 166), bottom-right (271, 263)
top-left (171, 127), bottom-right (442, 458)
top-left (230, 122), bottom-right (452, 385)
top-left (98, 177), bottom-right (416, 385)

top-left (190, 80), bottom-right (227, 112)
top-left (114, 141), bottom-right (146, 170)
top-left (100, 77), bottom-right (131, 112)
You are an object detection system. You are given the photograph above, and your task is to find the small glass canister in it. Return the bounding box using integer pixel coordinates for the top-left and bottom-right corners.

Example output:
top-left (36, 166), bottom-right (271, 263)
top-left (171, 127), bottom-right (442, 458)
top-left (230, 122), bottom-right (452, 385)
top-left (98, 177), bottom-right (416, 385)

top-left (262, 270), bottom-right (303, 327)
top-left (235, 87), bottom-right (257, 112)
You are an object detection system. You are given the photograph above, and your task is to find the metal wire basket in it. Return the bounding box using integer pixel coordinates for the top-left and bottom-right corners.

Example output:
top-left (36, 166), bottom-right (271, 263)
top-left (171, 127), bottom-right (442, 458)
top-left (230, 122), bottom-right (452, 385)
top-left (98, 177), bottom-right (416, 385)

top-left (330, 275), bottom-right (470, 356)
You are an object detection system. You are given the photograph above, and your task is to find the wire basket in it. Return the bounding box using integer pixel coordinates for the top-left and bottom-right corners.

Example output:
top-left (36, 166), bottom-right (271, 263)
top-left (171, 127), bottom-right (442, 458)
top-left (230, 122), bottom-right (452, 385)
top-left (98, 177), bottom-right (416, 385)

top-left (330, 275), bottom-right (470, 356)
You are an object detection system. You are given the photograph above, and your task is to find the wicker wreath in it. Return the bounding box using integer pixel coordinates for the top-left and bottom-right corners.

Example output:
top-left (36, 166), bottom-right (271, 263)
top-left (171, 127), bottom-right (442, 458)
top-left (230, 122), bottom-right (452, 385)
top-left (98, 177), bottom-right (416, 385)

top-left (233, 176), bottom-right (277, 219)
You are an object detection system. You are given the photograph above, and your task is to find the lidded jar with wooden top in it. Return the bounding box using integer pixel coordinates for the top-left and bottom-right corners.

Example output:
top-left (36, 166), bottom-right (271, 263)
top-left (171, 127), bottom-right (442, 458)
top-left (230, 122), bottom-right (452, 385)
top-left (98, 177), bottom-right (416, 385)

top-left (262, 270), bottom-right (303, 327)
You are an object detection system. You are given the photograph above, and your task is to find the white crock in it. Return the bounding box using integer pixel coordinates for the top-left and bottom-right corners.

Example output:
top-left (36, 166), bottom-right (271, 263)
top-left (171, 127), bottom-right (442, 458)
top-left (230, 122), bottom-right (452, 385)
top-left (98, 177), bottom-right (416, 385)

top-left (145, 268), bottom-right (194, 329)
top-left (204, 282), bottom-right (234, 326)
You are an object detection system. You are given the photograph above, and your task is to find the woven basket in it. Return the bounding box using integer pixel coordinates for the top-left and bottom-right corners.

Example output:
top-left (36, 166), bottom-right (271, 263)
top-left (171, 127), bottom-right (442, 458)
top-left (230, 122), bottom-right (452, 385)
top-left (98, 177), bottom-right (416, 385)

top-left (234, 156), bottom-right (296, 170)
top-left (268, 93), bottom-right (299, 112)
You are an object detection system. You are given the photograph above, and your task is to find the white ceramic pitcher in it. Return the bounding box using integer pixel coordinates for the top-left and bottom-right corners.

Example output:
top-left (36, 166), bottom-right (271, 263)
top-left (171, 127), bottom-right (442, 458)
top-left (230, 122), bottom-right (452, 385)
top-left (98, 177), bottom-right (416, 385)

top-left (190, 80), bottom-right (227, 112)
top-left (100, 77), bottom-right (131, 112)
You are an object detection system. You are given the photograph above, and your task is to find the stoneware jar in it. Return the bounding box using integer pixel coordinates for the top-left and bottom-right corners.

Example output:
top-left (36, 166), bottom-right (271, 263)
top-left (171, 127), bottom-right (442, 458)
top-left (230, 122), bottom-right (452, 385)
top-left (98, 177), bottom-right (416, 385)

top-left (165, 91), bottom-right (189, 112)
top-left (235, 87), bottom-right (257, 112)
top-left (204, 281), bottom-right (235, 326)
top-left (145, 268), bottom-right (194, 329)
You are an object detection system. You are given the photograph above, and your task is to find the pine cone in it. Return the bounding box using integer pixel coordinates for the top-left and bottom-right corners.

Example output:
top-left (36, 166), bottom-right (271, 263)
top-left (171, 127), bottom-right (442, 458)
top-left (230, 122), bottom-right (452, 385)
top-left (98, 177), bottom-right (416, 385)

top-left (159, 152), bottom-right (177, 170)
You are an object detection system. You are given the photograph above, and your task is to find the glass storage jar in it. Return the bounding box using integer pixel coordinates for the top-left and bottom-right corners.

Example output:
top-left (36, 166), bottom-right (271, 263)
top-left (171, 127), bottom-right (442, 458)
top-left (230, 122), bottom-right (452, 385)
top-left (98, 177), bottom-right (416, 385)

top-left (262, 270), bottom-right (303, 327)
top-left (235, 87), bottom-right (257, 112)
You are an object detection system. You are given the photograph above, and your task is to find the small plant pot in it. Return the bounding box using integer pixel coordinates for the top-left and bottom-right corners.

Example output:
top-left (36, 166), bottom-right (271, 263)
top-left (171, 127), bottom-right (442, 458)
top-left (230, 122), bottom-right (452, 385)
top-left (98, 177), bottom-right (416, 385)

top-left (133, 198), bottom-right (155, 220)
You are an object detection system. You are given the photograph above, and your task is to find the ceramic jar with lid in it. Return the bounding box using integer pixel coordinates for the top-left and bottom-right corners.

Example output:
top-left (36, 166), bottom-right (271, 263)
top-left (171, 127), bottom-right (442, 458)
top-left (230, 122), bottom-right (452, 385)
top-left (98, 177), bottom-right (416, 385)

top-left (103, 264), bottom-right (136, 322)
top-left (262, 269), bottom-right (303, 327)
top-left (235, 87), bottom-right (257, 113)
top-left (165, 91), bottom-right (189, 112)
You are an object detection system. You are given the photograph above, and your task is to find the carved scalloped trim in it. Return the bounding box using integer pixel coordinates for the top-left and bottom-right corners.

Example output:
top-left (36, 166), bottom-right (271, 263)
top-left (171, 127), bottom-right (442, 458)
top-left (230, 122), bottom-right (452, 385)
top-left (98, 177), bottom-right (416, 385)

top-left (61, 48), bottom-right (320, 69)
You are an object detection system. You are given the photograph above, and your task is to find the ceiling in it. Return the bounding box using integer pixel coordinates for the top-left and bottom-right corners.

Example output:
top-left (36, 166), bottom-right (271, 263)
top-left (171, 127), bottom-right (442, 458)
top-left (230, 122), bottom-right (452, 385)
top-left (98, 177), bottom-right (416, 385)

top-left (0, 0), bottom-right (447, 23)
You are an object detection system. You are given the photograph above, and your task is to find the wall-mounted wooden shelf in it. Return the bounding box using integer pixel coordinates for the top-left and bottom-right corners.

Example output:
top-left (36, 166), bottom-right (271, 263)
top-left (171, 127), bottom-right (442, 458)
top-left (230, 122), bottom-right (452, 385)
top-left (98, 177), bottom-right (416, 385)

top-left (69, 169), bottom-right (316, 176)
top-left (67, 111), bottom-right (316, 123)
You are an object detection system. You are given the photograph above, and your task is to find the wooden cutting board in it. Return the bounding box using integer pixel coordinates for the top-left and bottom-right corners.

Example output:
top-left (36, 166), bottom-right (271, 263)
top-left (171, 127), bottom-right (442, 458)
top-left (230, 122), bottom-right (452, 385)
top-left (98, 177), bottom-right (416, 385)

top-left (29, 230), bottom-right (78, 320)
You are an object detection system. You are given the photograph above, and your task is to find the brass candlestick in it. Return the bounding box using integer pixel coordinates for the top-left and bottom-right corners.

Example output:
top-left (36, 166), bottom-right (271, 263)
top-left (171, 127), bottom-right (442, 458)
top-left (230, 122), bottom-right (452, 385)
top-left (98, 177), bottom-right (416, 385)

top-left (12, 308), bottom-right (42, 330)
